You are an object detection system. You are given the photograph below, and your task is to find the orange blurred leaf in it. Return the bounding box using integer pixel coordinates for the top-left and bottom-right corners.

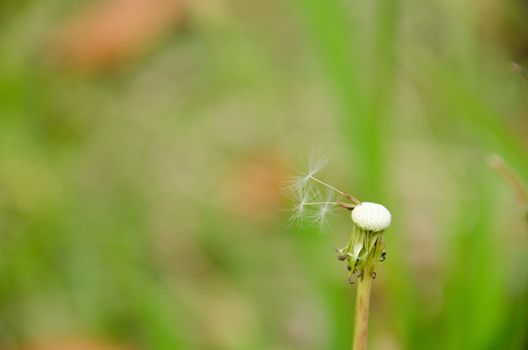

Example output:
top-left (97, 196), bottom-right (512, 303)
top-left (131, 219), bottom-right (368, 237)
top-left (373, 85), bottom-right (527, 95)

top-left (54, 0), bottom-right (185, 72)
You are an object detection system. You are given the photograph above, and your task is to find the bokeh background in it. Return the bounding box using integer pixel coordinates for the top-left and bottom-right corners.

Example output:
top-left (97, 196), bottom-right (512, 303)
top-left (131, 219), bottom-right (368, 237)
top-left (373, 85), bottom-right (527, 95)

top-left (1, 0), bottom-right (528, 349)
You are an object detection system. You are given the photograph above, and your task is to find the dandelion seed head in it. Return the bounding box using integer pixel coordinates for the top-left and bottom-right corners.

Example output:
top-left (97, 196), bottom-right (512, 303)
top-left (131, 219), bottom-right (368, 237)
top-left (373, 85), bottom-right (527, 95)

top-left (351, 202), bottom-right (391, 232)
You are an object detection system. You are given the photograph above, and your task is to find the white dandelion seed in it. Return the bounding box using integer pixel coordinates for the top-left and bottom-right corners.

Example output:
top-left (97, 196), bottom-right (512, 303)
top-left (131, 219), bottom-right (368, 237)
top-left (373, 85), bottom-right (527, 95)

top-left (285, 151), bottom-right (328, 196)
top-left (288, 187), bottom-right (315, 226)
top-left (285, 153), bottom-right (360, 227)
top-left (310, 191), bottom-right (336, 230)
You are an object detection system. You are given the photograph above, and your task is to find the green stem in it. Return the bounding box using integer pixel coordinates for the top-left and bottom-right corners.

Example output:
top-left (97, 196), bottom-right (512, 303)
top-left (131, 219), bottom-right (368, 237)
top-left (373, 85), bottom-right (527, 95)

top-left (353, 275), bottom-right (372, 350)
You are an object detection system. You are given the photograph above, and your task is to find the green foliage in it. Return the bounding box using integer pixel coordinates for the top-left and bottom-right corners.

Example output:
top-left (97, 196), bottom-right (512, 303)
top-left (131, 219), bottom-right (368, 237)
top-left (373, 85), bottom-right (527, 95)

top-left (0, 0), bottom-right (527, 349)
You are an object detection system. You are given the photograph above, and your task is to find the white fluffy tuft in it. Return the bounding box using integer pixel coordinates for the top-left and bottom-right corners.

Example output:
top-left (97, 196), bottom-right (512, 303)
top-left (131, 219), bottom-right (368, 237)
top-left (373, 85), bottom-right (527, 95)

top-left (351, 202), bottom-right (391, 232)
top-left (283, 152), bottom-right (328, 196)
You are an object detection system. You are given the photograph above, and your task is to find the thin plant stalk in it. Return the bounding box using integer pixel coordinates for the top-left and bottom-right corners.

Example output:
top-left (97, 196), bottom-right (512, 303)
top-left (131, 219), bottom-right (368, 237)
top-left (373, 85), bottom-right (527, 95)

top-left (352, 275), bottom-right (372, 350)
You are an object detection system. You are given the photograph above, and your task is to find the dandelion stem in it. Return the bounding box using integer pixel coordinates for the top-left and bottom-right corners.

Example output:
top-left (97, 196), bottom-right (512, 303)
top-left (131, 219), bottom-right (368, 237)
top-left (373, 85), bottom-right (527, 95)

top-left (309, 176), bottom-right (361, 204)
top-left (352, 275), bottom-right (372, 350)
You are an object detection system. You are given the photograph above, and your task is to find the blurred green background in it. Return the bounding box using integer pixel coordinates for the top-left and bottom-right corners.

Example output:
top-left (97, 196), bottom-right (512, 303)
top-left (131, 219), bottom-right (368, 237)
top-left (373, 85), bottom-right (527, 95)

top-left (1, 0), bottom-right (528, 349)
